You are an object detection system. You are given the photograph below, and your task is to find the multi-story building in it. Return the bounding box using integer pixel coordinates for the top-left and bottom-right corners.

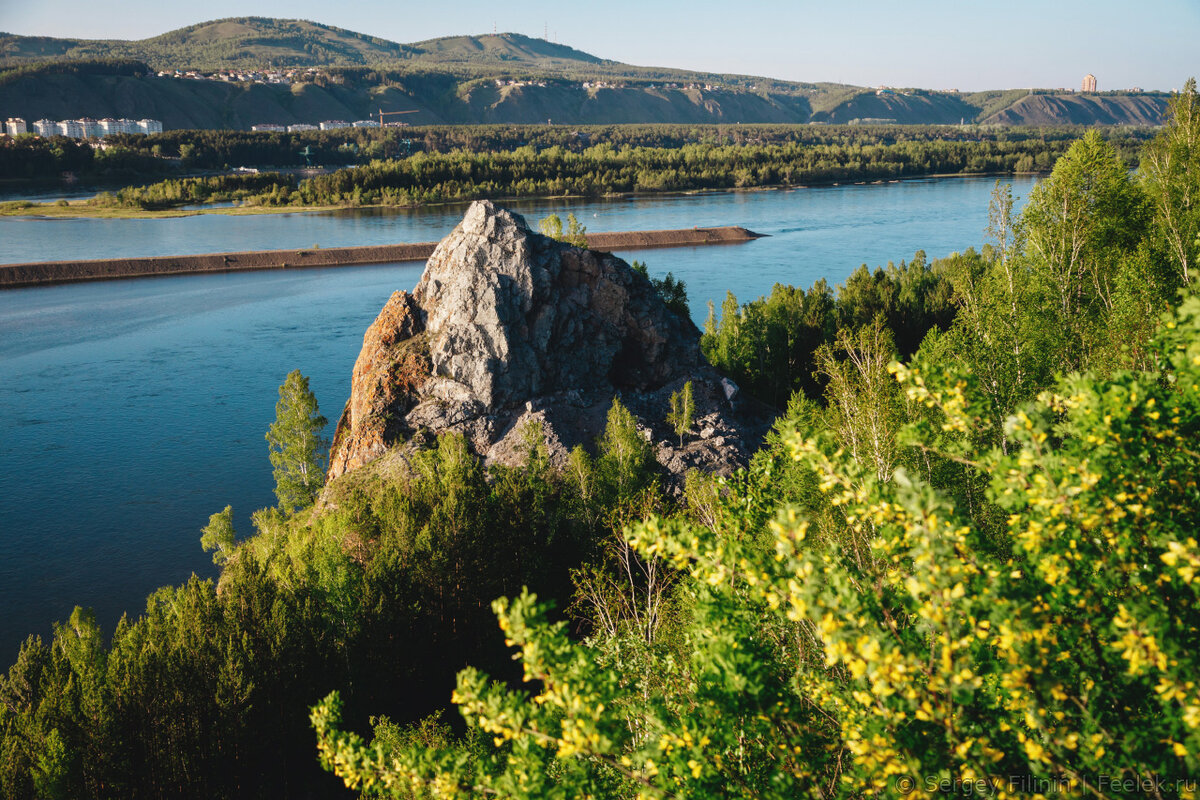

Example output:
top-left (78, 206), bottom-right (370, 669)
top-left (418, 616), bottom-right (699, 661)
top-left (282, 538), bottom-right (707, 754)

top-left (79, 118), bottom-right (103, 138)
top-left (288, 123), bottom-right (317, 132)
top-left (5, 117), bottom-right (27, 136)
top-left (32, 119), bottom-right (57, 136)
top-left (352, 120), bottom-right (380, 128)
top-left (251, 124), bottom-right (287, 132)
top-left (1082, 74), bottom-right (1097, 93)
top-left (137, 119), bottom-right (163, 134)
top-left (58, 120), bottom-right (85, 138)
top-left (319, 120), bottom-right (350, 130)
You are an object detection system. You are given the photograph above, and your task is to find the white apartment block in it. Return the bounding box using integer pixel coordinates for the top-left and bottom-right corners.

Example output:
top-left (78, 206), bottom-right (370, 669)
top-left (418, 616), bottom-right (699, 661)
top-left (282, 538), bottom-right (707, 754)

top-left (252, 124), bottom-right (287, 132)
top-left (288, 123), bottom-right (317, 132)
top-left (11, 117), bottom-right (164, 139)
top-left (319, 120), bottom-right (350, 130)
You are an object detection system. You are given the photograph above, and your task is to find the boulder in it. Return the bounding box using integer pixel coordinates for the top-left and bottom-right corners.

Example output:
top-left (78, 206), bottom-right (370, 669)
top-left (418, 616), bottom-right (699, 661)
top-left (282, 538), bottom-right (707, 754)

top-left (326, 200), bottom-right (764, 486)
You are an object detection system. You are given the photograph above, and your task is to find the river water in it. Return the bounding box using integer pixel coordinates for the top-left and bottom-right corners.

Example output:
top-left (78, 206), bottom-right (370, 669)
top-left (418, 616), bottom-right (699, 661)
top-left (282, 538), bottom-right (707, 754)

top-left (0, 176), bottom-right (1035, 662)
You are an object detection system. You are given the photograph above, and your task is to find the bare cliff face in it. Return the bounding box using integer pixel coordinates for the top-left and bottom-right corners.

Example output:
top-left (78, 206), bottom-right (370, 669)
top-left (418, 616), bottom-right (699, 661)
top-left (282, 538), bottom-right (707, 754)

top-left (327, 200), bottom-right (761, 484)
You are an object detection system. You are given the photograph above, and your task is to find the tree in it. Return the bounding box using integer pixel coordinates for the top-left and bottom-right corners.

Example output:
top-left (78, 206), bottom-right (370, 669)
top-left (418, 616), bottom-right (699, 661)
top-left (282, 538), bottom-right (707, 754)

top-left (265, 370), bottom-right (328, 512)
top-left (666, 381), bottom-right (695, 446)
top-left (537, 212), bottom-right (588, 247)
top-left (564, 213), bottom-right (588, 248)
top-left (199, 506), bottom-right (236, 566)
top-left (1022, 131), bottom-right (1148, 363)
top-left (596, 398), bottom-right (653, 503)
top-left (537, 213), bottom-right (563, 240)
top-left (1141, 77), bottom-right (1200, 286)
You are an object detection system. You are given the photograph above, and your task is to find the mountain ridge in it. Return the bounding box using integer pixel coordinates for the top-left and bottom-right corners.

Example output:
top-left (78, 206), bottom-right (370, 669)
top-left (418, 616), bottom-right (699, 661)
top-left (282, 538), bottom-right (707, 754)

top-left (0, 18), bottom-right (1171, 128)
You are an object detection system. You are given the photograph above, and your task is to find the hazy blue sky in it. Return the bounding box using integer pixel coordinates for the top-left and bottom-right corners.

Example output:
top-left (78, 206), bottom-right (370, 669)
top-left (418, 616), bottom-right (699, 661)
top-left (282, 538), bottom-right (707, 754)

top-left (0, 0), bottom-right (1195, 91)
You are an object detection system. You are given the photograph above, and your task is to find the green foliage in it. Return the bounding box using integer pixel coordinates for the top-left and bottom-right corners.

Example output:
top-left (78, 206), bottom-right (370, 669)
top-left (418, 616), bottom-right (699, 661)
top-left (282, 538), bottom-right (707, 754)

top-left (702, 252), bottom-right (954, 407)
top-left (199, 505), bottom-right (237, 565)
top-left (537, 212), bottom-right (563, 240)
top-left (596, 398), bottom-right (654, 504)
top-left (1022, 131), bottom-right (1152, 365)
top-left (536, 213), bottom-right (587, 247)
top-left (0, 417), bottom-right (617, 798)
top-left (311, 293), bottom-right (1200, 800)
top-left (1141, 77), bottom-right (1200, 286)
top-left (666, 381), bottom-right (695, 446)
top-left (564, 212), bottom-right (588, 247)
top-left (265, 370), bottom-right (328, 513)
top-left (630, 260), bottom-right (690, 319)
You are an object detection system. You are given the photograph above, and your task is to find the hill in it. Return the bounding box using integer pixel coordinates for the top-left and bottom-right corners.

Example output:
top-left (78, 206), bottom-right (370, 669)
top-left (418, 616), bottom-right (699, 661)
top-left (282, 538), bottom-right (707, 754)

top-left (0, 18), bottom-right (1171, 128)
top-left (979, 91), bottom-right (1169, 126)
top-left (0, 18), bottom-right (611, 73)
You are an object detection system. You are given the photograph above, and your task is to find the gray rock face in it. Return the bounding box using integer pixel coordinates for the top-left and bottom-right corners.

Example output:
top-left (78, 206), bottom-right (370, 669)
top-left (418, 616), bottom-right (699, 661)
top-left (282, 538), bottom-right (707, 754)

top-left (326, 199), bottom-right (762, 485)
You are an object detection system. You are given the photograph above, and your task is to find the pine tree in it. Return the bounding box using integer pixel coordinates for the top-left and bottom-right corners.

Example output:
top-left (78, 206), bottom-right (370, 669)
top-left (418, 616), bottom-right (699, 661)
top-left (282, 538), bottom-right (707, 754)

top-left (265, 370), bottom-right (328, 512)
top-left (667, 381), bottom-right (695, 446)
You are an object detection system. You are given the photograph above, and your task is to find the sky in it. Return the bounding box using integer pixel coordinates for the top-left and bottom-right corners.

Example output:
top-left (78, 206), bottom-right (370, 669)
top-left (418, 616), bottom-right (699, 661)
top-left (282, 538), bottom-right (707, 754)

top-left (0, 0), bottom-right (1195, 92)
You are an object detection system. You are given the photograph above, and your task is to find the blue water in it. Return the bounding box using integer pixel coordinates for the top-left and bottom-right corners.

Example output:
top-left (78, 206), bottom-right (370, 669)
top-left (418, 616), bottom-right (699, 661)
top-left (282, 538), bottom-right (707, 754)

top-left (0, 177), bottom-right (1035, 662)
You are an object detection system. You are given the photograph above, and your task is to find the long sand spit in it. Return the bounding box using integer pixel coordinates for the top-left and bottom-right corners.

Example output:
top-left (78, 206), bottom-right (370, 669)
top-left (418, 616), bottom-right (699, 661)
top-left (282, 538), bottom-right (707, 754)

top-left (0, 226), bottom-right (764, 289)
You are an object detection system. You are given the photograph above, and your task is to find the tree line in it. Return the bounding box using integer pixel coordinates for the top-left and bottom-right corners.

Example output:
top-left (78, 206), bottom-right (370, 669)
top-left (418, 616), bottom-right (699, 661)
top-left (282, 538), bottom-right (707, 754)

top-left (1, 123), bottom-right (1150, 184)
top-left (92, 131), bottom-right (1134, 211)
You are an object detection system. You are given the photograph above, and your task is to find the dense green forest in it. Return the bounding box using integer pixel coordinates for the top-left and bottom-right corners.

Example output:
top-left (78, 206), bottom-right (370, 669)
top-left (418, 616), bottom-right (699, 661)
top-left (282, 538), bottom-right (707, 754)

top-left (2, 81), bottom-right (1198, 799)
top-left (2, 123), bottom-right (1148, 186)
top-left (63, 125), bottom-right (1149, 212)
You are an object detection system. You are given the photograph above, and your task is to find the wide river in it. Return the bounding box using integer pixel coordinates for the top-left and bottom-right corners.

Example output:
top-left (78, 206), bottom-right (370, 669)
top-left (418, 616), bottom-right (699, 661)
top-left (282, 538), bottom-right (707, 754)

top-left (0, 176), bottom-right (1035, 662)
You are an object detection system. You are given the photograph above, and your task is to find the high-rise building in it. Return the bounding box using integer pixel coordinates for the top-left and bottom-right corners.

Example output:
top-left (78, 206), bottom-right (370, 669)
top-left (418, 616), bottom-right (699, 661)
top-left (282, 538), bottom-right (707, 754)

top-left (1082, 74), bottom-right (1097, 93)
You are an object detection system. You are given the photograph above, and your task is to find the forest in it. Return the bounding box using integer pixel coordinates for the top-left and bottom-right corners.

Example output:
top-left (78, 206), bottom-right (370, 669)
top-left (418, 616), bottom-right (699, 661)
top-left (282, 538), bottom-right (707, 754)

top-left (0, 123), bottom-right (1150, 188)
top-left (68, 124), bottom-right (1150, 212)
top-left (1, 80), bottom-right (1198, 799)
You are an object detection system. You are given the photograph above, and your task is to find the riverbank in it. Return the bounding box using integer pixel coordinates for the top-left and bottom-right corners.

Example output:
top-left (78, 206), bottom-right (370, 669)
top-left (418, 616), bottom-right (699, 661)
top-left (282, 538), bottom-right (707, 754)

top-left (0, 226), bottom-right (764, 288)
top-left (0, 170), bottom-right (1048, 220)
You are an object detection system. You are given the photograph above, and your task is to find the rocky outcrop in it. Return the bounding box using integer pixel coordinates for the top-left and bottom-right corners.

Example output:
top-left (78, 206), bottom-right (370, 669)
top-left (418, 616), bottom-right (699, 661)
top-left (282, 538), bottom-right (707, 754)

top-left (327, 200), bottom-right (765, 486)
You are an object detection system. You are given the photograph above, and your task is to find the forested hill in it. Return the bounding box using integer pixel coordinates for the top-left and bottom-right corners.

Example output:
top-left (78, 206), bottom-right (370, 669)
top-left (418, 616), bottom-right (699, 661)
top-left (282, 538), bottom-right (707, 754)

top-left (0, 17), bottom-right (1171, 128)
top-left (0, 18), bottom-right (610, 73)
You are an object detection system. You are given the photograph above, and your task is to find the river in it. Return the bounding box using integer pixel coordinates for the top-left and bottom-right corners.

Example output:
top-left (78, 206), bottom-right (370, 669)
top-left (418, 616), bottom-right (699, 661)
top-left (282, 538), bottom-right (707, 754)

top-left (0, 176), bottom-right (1035, 662)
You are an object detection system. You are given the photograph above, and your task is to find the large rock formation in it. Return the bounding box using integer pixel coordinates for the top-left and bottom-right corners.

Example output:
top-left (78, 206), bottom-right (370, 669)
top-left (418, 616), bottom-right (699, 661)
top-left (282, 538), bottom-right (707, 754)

top-left (327, 200), bottom-right (763, 485)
